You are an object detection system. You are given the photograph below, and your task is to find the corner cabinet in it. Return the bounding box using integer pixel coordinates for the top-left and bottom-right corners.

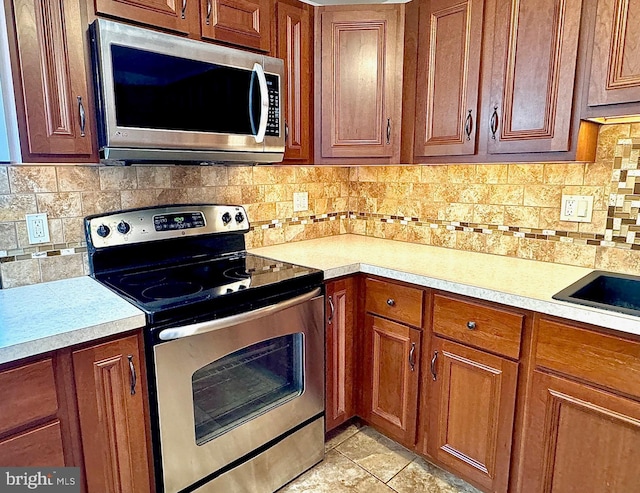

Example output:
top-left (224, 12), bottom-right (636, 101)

top-left (325, 277), bottom-right (357, 432)
top-left (413, 0), bottom-right (485, 158)
top-left (315, 5), bottom-right (404, 164)
top-left (277, 0), bottom-right (312, 163)
top-left (7, 0), bottom-right (96, 162)
top-left (73, 333), bottom-right (153, 493)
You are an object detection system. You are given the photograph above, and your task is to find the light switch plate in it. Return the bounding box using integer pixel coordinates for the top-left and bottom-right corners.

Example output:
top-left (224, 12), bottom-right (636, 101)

top-left (560, 195), bottom-right (593, 223)
top-left (293, 192), bottom-right (308, 212)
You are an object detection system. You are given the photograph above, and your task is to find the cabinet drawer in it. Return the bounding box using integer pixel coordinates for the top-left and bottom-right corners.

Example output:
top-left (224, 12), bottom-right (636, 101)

top-left (536, 317), bottom-right (640, 399)
top-left (432, 294), bottom-right (523, 359)
top-left (0, 359), bottom-right (58, 435)
top-left (0, 421), bottom-right (65, 466)
top-left (365, 278), bottom-right (423, 327)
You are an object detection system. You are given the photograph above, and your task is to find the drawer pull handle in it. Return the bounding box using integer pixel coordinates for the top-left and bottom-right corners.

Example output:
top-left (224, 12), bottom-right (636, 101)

top-left (467, 321), bottom-right (477, 330)
top-left (409, 342), bottom-right (416, 372)
top-left (430, 350), bottom-right (438, 381)
top-left (386, 298), bottom-right (395, 307)
top-left (181, 0), bottom-right (187, 19)
top-left (206, 0), bottom-right (212, 25)
top-left (128, 355), bottom-right (137, 396)
top-left (327, 295), bottom-right (334, 325)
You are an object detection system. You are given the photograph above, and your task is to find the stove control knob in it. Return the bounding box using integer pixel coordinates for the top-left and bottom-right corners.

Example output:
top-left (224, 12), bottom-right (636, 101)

top-left (222, 212), bottom-right (232, 225)
top-left (235, 212), bottom-right (245, 223)
top-left (117, 220), bottom-right (131, 235)
top-left (96, 224), bottom-right (110, 238)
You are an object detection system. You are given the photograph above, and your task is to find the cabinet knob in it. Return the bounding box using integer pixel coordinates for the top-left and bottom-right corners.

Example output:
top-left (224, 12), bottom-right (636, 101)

top-left (467, 321), bottom-right (477, 330)
top-left (386, 298), bottom-right (395, 307)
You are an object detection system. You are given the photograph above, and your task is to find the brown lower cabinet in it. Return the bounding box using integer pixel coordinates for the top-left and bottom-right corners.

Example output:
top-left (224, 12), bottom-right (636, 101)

top-left (426, 338), bottom-right (518, 492)
top-left (0, 331), bottom-right (152, 493)
top-left (362, 314), bottom-right (421, 447)
top-left (325, 276), bottom-right (358, 432)
top-left (519, 370), bottom-right (640, 493)
top-left (73, 333), bottom-right (153, 493)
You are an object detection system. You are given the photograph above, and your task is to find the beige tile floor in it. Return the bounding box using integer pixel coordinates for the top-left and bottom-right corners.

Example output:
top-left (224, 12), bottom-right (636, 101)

top-left (278, 423), bottom-right (482, 493)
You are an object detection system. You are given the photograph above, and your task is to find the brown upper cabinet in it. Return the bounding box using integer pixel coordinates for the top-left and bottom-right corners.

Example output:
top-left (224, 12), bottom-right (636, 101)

top-left (92, 0), bottom-right (272, 52)
top-left (404, 0), bottom-right (599, 163)
top-left (413, 0), bottom-right (485, 158)
top-left (92, 0), bottom-right (200, 35)
top-left (486, 0), bottom-right (583, 155)
top-left (277, 0), bottom-right (313, 163)
top-left (7, 0), bottom-right (97, 162)
top-left (315, 5), bottom-right (405, 164)
top-left (583, 0), bottom-right (640, 117)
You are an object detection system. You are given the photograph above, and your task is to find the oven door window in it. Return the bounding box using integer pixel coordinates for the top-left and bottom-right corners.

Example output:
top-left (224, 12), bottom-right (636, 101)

top-left (192, 333), bottom-right (304, 445)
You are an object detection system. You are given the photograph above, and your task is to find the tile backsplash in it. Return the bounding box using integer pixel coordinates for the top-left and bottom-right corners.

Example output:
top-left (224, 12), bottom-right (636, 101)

top-left (1, 123), bottom-right (639, 288)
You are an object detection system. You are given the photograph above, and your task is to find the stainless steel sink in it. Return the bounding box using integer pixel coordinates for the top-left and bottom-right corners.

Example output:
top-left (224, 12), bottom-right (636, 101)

top-left (553, 271), bottom-right (640, 316)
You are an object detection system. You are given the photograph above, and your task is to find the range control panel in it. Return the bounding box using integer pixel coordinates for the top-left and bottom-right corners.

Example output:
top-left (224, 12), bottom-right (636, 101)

top-left (86, 204), bottom-right (249, 249)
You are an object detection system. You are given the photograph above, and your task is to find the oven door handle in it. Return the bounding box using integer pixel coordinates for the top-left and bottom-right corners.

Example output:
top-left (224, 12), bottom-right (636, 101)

top-left (158, 287), bottom-right (322, 341)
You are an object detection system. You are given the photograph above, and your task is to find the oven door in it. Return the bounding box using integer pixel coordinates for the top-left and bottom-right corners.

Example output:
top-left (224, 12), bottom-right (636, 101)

top-left (153, 289), bottom-right (324, 493)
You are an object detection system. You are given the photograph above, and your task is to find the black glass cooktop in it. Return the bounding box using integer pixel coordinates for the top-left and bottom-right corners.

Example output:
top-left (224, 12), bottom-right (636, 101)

top-left (95, 252), bottom-right (323, 326)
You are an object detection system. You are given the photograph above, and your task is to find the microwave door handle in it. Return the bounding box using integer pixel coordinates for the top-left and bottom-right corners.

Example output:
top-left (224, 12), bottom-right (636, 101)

top-left (252, 62), bottom-right (269, 144)
top-left (157, 287), bottom-right (321, 341)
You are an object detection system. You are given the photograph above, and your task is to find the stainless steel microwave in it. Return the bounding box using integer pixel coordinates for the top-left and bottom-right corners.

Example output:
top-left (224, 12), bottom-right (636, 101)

top-left (89, 19), bottom-right (285, 164)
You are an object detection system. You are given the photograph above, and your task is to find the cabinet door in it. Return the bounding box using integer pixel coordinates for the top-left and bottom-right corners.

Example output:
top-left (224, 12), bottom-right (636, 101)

top-left (487, 0), bottom-right (583, 154)
top-left (518, 370), bottom-right (640, 493)
top-left (325, 277), bottom-right (357, 432)
top-left (201, 0), bottom-right (271, 52)
top-left (588, 0), bottom-right (640, 107)
top-left (11, 0), bottom-right (94, 160)
top-left (427, 338), bottom-right (517, 493)
top-left (414, 0), bottom-right (484, 157)
top-left (364, 314), bottom-right (420, 447)
top-left (73, 334), bottom-right (152, 493)
top-left (319, 7), bottom-right (403, 160)
top-left (277, 1), bottom-right (311, 162)
top-left (93, 0), bottom-right (199, 35)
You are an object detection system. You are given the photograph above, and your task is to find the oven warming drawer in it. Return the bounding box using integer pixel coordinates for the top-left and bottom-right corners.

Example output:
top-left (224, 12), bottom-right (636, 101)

top-left (192, 417), bottom-right (324, 493)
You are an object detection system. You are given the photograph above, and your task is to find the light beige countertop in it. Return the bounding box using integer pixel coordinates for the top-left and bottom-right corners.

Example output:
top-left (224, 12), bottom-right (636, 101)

top-left (2, 234), bottom-right (639, 367)
top-left (251, 234), bottom-right (640, 337)
top-left (0, 276), bottom-right (145, 365)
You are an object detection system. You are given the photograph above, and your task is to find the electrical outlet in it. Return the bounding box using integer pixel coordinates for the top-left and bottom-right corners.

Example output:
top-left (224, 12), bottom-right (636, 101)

top-left (293, 192), bottom-right (308, 212)
top-left (560, 195), bottom-right (593, 223)
top-left (26, 213), bottom-right (50, 244)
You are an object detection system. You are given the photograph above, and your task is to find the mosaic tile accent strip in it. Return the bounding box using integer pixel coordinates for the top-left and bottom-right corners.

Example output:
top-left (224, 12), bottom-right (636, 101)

top-left (606, 138), bottom-right (640, 247)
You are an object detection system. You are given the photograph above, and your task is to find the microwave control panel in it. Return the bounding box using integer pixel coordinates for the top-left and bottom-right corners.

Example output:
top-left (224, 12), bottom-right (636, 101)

top-left (266, 74), bottom-right (280, 137)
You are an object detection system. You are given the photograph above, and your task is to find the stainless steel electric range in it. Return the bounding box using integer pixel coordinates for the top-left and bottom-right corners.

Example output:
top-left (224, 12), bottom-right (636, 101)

top-left (85, 204), bottom-right (325, 493)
